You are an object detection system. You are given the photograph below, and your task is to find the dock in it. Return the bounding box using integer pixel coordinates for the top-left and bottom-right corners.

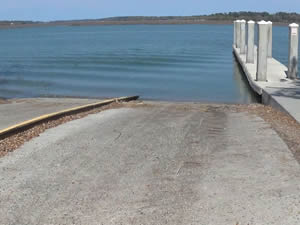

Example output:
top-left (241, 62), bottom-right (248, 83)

top-left (233, 20), bottom-right (300, 123)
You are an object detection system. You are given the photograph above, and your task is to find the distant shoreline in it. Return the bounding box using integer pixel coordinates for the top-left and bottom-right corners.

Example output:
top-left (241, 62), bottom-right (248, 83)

top-left (0, 20), bottom-right (290, 29)
top-left (2, 12), bottom-right (300, 29)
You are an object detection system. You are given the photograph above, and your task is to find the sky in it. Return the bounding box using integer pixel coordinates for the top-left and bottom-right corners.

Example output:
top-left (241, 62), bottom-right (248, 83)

top-left (1, 0), bottom-right (300, 21)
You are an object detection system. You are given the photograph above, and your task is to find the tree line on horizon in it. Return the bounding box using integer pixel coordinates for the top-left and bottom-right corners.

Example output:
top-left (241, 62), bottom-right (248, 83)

top-left (1, 12), bottom-right (300, 25)
top-left (101, 12), bottom-right (300, 23)
top-left (206, 12), bottom-right (300, 23)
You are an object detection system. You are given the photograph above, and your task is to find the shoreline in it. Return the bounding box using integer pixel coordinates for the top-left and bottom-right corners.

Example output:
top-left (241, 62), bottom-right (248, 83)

top-left (0, 96), bottom-right (260, 106)
top-left (0, 20), bottom-right (291, 29)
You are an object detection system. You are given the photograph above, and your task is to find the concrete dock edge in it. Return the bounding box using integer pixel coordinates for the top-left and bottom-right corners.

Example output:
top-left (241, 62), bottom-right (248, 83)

top-left (261, 89), bottom-right (291, 116)
top-left (233, 46), bottom-right (263, 95)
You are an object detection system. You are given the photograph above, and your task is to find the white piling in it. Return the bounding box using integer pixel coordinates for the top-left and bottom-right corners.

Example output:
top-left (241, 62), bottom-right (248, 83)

top-left (240, 20), bottom-right (246, 54)
top-left (236, 20), bottom-right (241, 49)
top-left (256, 21), bottom-right (269, 81)
top-left (246, 20), bottom-right (255, 64)
top-left (267, 21), bottom-right (273, 58)
top-left (233, 21), bottom-right (237, 47)
top-left (288, 23), bottom-right (299, 79)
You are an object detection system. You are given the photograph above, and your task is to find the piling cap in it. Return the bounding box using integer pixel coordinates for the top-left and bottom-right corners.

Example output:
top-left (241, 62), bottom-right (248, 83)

top-left (240, 19), bottom-right (246, 23)
top-left (289, 23), bottom-right (299, 27)
top-left (257, 20), bottom-right (268, 25)
top-left (267, 21), bottom-right (273, 24)
top-left (248, 20), bottom-right (255, 24)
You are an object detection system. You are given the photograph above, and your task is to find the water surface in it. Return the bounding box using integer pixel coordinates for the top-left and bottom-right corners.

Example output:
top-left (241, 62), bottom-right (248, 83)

top-left (0, 24), bottom-right (288, 103)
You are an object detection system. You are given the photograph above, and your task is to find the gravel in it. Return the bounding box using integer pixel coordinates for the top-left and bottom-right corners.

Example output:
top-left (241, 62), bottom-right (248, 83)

top-left (233, 103), bottom-right (300, 163)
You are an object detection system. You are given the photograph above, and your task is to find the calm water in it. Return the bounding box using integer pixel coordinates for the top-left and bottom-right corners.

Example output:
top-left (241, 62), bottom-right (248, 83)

top-left (0, 24), bottom-right (293, 103)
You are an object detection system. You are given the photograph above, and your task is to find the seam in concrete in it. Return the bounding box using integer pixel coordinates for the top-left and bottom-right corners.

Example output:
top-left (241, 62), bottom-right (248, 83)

top-left (261, 89), bottom-right (291, 115)
top-left (0, 96), bottom-right (139, 139)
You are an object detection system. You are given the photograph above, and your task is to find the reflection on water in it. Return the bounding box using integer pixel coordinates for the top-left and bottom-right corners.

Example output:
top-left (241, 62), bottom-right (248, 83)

top-left (232, 56), bottom-right (260, 104)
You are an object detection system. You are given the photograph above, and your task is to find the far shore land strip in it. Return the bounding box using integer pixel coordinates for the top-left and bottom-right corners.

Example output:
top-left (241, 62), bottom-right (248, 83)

top-left (2, 12), bottom-right (300, 28)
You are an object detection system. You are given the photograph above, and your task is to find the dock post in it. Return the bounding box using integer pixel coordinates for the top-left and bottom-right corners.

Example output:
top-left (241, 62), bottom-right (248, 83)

top-left (236, 20), bottom-right (241, 49)
top-left (233, 21), bottom-right (237, 47)
top-left (256, 21), bottom-right (269, 81)
top-left (246, 20), bottom-right (255, 64)
top-left (267, 21), bottom-right (273, 58)
top-left (240, 20), bottom-right (246, 54)
top-left (288, 23), bottom-right (299, 79)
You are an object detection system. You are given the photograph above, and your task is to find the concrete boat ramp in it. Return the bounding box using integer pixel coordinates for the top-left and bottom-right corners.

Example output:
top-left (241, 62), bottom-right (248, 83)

top-left (1, 101), bottom-right (300, 224)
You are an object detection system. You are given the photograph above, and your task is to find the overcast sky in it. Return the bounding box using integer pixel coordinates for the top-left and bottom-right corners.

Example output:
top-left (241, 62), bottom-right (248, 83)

top-left (1, 0), bottom-right (300, 21)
